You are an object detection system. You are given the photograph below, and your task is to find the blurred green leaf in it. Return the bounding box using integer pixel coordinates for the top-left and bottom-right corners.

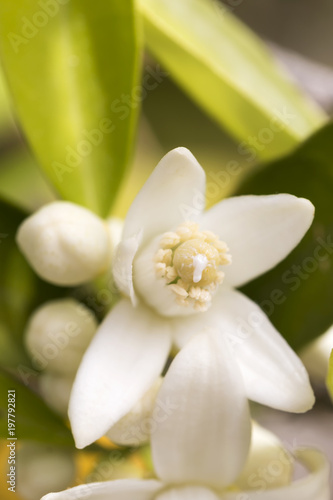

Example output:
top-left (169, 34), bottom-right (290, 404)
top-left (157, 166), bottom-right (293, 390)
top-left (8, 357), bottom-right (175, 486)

top-left (0, 0), bottom-right (142, 217)
top-left (0, 200), bottom-right (35, 367)
top-left (0, 66), bottom-right (15, 136)
top-left (326, 349), bottom-right (333, 401)
top-left (0, 370), bottom-right (74, 446)
top-left (139, 0), bottom-right (326, 161)
top-left (236, 122), bottom-right (333, 351)
top-left (0, 148), bottom-right (55, 213)
top-left (0, 199), bottom-right (63, 369)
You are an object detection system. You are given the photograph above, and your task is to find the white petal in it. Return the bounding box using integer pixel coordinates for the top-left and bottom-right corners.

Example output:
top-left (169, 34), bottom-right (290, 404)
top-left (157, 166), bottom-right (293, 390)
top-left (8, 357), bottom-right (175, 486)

top-left (198, 194), bottom-right (314, 287)
top-left (69, 300), bottom-right (171, 449)
top-left (122, 148), bottom-right (206, 245)
top-left (106, 378), bottom-right (162, 446)
top-left (41, 479), bottom-right (163, 500)
top-left (222, 449), bottom-right (330, 500)
top-left (212, 289), bottom-right (315, 413)
top-left (113, 233), bottom-right (142, 304)
top-left (157, 486), bottom-right (220, 500)
top-left (152, 331), bottom-right (251, 489)
top-left (16, 201), bottom-right (111, 286)
top-left (235, 421), bottom-right (292, 490)
top-left (172, 308), bottom-right (220, 348)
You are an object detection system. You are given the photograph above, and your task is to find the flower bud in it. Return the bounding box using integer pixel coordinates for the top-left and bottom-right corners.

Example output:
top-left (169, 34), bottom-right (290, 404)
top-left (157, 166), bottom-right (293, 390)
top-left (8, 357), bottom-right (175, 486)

top-left (17, 443), bottom-right (75, 500)
top-left (300, 326), bottom-right (333, 384)
top-left (16, 201), bottom-right (111, 286)
top-left (106, 216), bottom-right (123, 257)
top-left (106, 378), bottom-right (162, 446)
top-left (39, 372), bottom-right (74, 416)
top-left (235, 422), bottom-right (292, 490)
top-left (25, 298), bottom-right (97, 375)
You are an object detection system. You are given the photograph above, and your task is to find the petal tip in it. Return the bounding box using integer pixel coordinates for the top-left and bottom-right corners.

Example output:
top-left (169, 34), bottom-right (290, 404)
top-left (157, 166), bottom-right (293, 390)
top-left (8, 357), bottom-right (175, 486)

top-left (297, 196), bottom-right (315, 218)
top-left (284, 378), bottom-right (315, 414)
top-left (295, 387), bottom-right (316, 413)
top-left (164, 146), bottom-right (202, 170)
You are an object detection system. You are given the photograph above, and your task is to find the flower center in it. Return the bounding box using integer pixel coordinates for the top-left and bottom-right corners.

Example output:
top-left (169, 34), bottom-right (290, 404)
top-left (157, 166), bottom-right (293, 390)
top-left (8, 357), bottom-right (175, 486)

top-left (154, 222), bottom-right (231, 311)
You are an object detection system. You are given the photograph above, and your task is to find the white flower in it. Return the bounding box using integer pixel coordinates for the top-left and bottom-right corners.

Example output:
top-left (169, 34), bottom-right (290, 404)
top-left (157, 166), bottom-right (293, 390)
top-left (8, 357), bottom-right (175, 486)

top-left (16, 201), bottom-right (112, 286)
top-left (42, 333), bottom-right (330, 500)
top-left (69, 147), bottom-right (315, 448)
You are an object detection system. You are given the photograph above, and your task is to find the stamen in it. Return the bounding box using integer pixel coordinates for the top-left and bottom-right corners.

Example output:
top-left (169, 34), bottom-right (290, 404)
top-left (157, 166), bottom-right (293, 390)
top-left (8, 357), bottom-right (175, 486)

top-left (155, 221), bottom-right (231, 312)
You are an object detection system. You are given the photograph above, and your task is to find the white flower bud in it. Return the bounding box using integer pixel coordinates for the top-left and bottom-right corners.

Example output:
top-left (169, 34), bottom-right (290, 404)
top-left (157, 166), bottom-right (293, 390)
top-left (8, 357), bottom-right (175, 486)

top-left (16, 201), bottom-right (111, 286)
top-left (17, 443), bottom-right (75, 500)
top-left (25, 298), bottom-right (97, 376)
top-left (39, 372), bottom-right (74, 416)
top-left (235, 421), bottom-right (292, 490)
top-left (106, 378), bottom-right (162, 446)
top-left (106, 216), bottom-right (123, 257)
top-left (300, 326), bottom-right (333, 384)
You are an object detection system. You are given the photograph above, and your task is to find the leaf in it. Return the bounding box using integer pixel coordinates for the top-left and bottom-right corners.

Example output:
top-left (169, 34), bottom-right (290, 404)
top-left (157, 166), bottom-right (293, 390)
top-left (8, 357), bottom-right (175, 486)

top-left (0, 0), bottom-right (142, 217)
top-left (326, 349), bottom-right (333, 401)
top-left (0, 66), bottom-right (15, 137)
top-left (0, 370), bottom-right (74, 446)
top-left (0, 148), bottom-right (55, 213)
top-left (235, 122), bottom-right (333, 351)
top-left (0, 199), bottom-right (63, 369)
top-left (139, 0), bottom-right (326, 161)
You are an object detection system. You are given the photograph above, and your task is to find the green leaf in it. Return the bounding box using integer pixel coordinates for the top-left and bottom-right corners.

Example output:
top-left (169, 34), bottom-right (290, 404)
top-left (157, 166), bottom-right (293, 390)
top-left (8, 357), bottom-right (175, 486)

top-left (0, 370), bottom-right (74, 446)
top-left (326, 349), bottom-right (333, 401)
top-left (0, 199), bottom-right (63, 369)
top-left (235, 122), bottom-right (333, 351)
top-left (0, 0), bottom-right (142, 217)
top-left (139, 0), bottom-right (326, 161)
top-left (0, 200), bottom-right (35, 353)
top-left (0, 66), bottom-right (15, 136)
top-left (0, 148), bottom-right (55, 213)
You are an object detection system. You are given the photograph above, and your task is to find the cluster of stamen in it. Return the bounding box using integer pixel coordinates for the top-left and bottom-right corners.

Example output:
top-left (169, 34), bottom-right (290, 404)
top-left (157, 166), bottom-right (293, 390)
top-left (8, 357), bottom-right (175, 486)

top-left (154, 222), bottom-right (231, 312)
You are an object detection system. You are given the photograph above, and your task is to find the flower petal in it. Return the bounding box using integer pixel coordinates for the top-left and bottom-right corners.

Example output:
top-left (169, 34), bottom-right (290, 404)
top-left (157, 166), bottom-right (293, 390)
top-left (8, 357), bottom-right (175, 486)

top-left (211, 288), bottom-right (315, 413)
top-left (106, 378), bottom-right (162, 447)
top-left (68, 299), bottom-right (171, 449)
top-left (156, 486), bottom-right (220, 500)
top-left (198, 194), bottom-right (314, 287)
top-left (41, 479), bottom-right (163, 500)
top-left (235, 421), bottom-right (292, 490)
top-left (113, 233), bottom-right (142, 304)
top-left (152, 330), bottom-right (251, 489)
top-left (172, 308), bottom-right (218, 348)
top-left (222, 449), bottom-right (330, 500)
top-left (122, 148), bottom-right (206, 245)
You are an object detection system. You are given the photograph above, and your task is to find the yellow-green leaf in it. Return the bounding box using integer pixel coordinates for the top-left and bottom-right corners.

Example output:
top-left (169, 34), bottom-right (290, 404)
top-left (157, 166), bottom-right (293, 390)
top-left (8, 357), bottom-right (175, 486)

top-left (0, 370), bottom-right (74, 446)
top-left (0, 0), bottom-right (142, 217)
top-left (139, 0), bottom-right (327, 161)
top-left (326, 349), bottom-right (333, 401)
